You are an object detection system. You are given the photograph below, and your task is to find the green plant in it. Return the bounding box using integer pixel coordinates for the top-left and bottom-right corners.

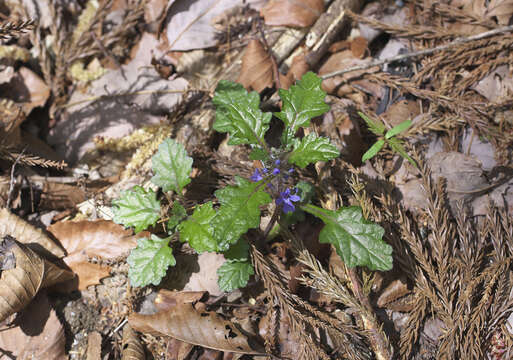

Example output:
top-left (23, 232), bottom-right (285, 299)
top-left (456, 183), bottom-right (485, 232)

top-left (359, 111), bottom-right (416, 167)
top-left (112, 72), bottom-right (393, 290)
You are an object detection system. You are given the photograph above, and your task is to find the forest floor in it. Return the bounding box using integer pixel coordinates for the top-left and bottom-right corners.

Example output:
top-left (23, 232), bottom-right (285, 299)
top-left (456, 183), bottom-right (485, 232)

top-left (0, 0), bottom-right (513, 359)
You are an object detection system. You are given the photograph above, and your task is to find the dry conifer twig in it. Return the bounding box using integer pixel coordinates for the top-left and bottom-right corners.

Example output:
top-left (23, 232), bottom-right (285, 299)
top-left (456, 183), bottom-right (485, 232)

top-left (321, 24), bottom-right (513, 79)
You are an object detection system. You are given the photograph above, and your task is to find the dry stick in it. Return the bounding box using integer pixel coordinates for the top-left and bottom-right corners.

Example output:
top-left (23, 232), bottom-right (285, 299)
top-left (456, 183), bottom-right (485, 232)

top-left (320, 24), bottom-right (513, 79)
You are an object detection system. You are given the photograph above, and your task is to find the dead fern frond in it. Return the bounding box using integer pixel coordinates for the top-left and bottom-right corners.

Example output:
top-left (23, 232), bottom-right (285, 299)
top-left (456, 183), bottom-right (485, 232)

top-left (0, 19), bottom-right (34, 40)
top-left (0, 148), bottom-right (66, 169)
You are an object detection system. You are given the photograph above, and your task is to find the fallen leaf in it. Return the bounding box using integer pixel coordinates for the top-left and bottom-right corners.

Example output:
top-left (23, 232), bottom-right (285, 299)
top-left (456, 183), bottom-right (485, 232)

top-left (0, 208), bottom-right (65, 258)
top-left (377, 277), bottom-right (411, 309)
top-left (471, 65), bottom-right (513, 103)
top-left (47, 32), bottom-right (188, 165)
top-left (122, 323), bottom-right (146, 360)
top-left (486, 0), bottom-right (513, 24)
top-left (163, 0), bottom-right (259, 51)
top-left (0, 99), bottom-right (24, 148)
top-left (144, 0), bottom-right (169, 24)
top-left (382, 99), bottom-right (420, 127)
top-left (261, 0), bottom-right (324, 27)
top-left (0, 67), bottom-right (50, 114)
top-left (237, 39), bottom-right (274, 93)
top-left (350, 36), bottom-right (368, 59)
top-left (39, 182), bottom-right (87, 211)
top-left (47, 220), bottom-right (137, 259)
top-left (0, 292), bottom-right (66, 360)
top-left (154, 289), bottom-right (206, 311)
top-left (129, 303), bottom-right (266, 355)
top-left (47, 220), bottom-right (138, 290)
top-left (0, 236), bottom-right (73, 322)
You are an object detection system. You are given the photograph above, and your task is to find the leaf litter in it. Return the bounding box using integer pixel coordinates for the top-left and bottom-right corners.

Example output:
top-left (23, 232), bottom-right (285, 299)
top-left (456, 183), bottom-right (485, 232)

top-left (1, 0), bottom-right (513, 359)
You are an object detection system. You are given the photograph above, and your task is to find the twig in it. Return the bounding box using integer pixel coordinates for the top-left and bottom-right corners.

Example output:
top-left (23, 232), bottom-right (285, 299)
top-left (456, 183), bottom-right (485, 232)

top-left (7, 148), bottom-right (26, 209)
top-left (321, 24), bottom-right (513, 79)
top-left (258, 18), bottom-right (281, 90)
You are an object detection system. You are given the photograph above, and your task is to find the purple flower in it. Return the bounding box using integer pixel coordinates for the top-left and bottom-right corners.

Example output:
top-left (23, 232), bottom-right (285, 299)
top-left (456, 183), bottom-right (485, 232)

top-left (272, 167), bottom-right (280, 175)
top-left (251, 168), bottom-right (263, 182)
top-left (276, 188), bottom-right (300, 213)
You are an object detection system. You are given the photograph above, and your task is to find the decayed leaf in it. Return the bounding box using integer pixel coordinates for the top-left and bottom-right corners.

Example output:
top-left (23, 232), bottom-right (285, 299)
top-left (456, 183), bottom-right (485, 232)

top-left (261, 0), bottom-right (324, 27)
top-left (0, 292), bottom-right (66, 360)
top-left (0, 208), bottom-right (65, 258)
top-left (39, 182), bottom-right (87, 210)
top-left (164, 0), bottom-right (255, 51)
top-left (0, 236), bottom-right (73, 322)
top-left (486, 0), bottom-right (513, 25)
top-left (237, 39), bottom-right (274, 93)
top-left (47, 220), bottom-right (138, 289)
top-left (122, 323), bottom-right (146, 360)
top-left (128, 303), bottom-right (266, 355)
top-left (382, 99), bottom-right (420, 127)
top-left (154, 289), bottom-right (206, 311)
top-left (3, 67), bottom-right (50, 114)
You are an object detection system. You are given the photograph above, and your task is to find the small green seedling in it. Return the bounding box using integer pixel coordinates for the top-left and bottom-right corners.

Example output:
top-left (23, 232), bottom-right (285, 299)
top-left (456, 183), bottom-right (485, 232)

top-left (112, 73), bottom-right (394, 291)
top-left (359, 111), bottom-right (417, 167)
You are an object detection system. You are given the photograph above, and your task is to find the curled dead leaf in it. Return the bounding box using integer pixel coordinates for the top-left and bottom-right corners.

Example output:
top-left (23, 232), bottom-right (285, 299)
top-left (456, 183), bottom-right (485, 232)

top-left (122, 323), bottom-right (146, 360)
top-left (0, 208), bottom-right (65, 258)
top-left (47, 220), bottom-right (138, 290)
top-left (154, 289), bottom-right (206, 311)
top-left (261, 0), bottom-right (324, 27)
top-left (237, 39), bottom-right (274, 93)
top-left (0, 291), bottom-right (66, 360)
top-left (0, 236), bottom-right (73, 322)
top-left (128, 303), bottom-right (267, 355)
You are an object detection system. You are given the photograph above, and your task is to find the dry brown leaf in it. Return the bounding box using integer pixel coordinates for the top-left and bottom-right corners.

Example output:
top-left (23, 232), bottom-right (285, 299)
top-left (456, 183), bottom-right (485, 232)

top-left (261, 0), bottom-right (324, 27)
top-left (486, 0), bottom-right (513, 24)
top-left (319, 50), bottom-right (380, 98)
top-left (382, 99), bottom-right (420, 127)
top-left (165, 338), bottom-right (194, 360)
top-left (350, 36), bottom-right (368, 59)
top-left (122, 323), bottom-right (146, 360)
top-left (39, 182), bottom-right (87, 211)
top-left (129, 303), bottom-right (266, 355)
top-left (377, 277), bottom-right (410, 308)
top-left (281, 53), bottom-right (310, 90)
top-left (237, 39), bottom-right (274, 93)
top-left (47, 220), bottom-right (137, 259)
top-left (0, 236), bottom-right (73, 322)
top-left (47, 220), bottom-right (138, 290)
top-left (154, 290), bottom-right (206, 311)
top-left (0, 208), bottom-right (65, 258)
top-left (0, 291), bottom-right (66, 360)
top-left (0, 99), bottom-right (24, 148)
top-left (2, 67), bottom-right (51, 115)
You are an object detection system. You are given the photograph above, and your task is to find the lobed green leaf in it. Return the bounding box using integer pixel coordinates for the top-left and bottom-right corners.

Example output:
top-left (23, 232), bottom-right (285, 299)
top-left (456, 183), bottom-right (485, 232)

top-left (167, 202), bottom-right (187, 232)
top-left (127, 235), bottom-right (176, 287)
top-left (112, 186), bottom-right (160, 233)
top-left (217, 260), bottom-right (254, 292)
top-left (302, 204), bottom-right (393, 271)
top-left (288, 133), bottom-right (339, 168)
top-left (151, 138), bottom-right (193, 194)
top-left (276, 72), bottom-right (330, 145)
top-left (213, 80), bottom-right (271, 147)
top-left (212, 177), bottom-right (272, 251)
top-left (178, 202), bottom-right (217, 253)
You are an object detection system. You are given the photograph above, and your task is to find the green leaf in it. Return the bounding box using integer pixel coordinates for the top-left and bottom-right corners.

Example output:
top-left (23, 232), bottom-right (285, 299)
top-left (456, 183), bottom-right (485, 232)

top-left (151, 138), bottom-right (193, 194)
top-left (213, 80), bottom-right (271, 147)
top-left (385, 119), bottom-right (412, 139)
top-left (217, 260), bottom-right (254, 292)
top-left (127, 235), bottom-right (176, 287)
top-left (249, 147), bottom-right (268, 161)
top-left (212, 177), bottom-right (272, 251)
top-left (112, 186), bottom-right (160, 233)
top-left (302, 205), bottom-right (393, 271)
top-left (275, 72), bottom-right (330, 145)
top-left (295, 181), bottom-right (315, 204)
top-left (388, 137), bottom-right (417, 167)
top-left (178, 202), bottom-right (217, 253)
top-left (224, 238), bottom-right (249, 262)
top-left (288, 133), bottom-right (339, 168)
top-left (362, 139), bottom-right (385, 163)
top-left (358, 112), bottom-right (385, 136)
top-left (167, 202), bottom-right (187, 232)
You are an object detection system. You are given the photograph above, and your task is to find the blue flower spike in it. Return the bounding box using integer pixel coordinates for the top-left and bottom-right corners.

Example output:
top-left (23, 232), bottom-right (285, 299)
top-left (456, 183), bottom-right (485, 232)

top-left (276, 188), bottom-right (300, 213)
top-left (251, 168), bottom-right (263, 182)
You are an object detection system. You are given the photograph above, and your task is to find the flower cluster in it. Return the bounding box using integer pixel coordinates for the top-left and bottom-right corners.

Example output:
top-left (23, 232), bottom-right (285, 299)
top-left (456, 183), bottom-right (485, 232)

top-left (250, 160), bottom-right (299, 213)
